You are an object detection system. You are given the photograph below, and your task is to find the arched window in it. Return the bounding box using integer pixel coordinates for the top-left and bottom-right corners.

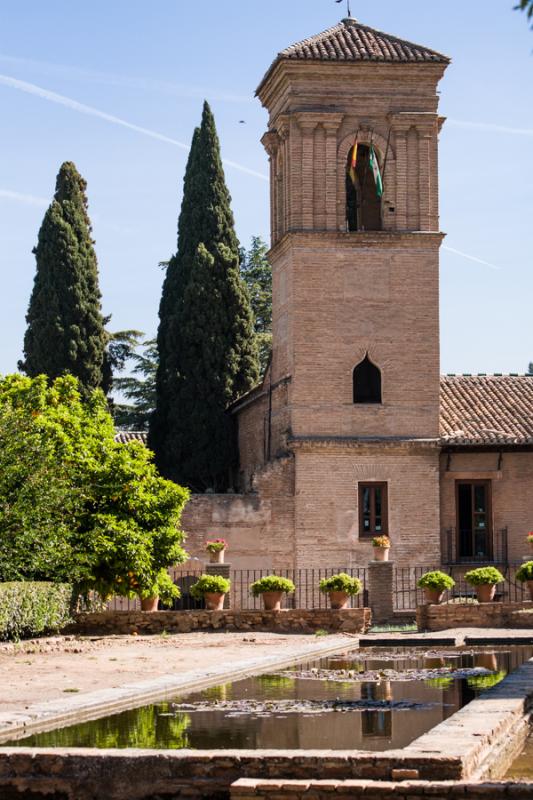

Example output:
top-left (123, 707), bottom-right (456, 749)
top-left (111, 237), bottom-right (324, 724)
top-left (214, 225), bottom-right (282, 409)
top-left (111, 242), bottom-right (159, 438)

top-left (353, 354), bottom-right (382, 404)
top-left (345, 144), bottom-right (382, 232)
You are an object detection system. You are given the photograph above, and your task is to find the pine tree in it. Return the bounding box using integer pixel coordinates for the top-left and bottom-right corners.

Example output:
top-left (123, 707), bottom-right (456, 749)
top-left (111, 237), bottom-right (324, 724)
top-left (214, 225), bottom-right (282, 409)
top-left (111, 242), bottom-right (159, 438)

top-left (150, 102), bottom-right (259, 490)
top-left (19, 162), bottom-right (106, 395)
top-left (240, 236), bottom-right (272, 375)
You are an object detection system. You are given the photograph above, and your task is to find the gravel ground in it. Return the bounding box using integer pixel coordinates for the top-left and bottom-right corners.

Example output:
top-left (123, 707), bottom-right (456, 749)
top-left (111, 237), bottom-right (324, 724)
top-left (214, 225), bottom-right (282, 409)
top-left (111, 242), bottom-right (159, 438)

top-left (2, 632), bottom-right (352, 713)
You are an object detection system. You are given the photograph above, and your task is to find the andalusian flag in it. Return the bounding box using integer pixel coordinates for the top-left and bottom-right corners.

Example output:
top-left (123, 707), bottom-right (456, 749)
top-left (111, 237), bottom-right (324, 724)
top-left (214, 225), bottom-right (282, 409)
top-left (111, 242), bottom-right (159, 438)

top-left (369, 145), bottom-right (383, 198)
top-left (348, 138), bottom-right (358, 186)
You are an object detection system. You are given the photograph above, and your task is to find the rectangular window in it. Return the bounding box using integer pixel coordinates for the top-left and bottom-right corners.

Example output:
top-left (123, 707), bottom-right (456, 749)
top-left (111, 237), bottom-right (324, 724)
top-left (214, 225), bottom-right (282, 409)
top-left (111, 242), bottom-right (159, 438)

top-left (359, 482), bottom-right (388, 538)
top-left (456, 480), bottom-right (492, 561)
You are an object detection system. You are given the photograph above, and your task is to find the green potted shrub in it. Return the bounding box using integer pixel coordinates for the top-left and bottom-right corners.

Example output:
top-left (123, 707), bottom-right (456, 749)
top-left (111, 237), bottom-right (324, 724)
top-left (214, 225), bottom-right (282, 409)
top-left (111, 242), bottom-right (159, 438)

top-left (464, 566), bottom-right (504, 603)
top-left (417, 571), bottom-right (455, 605)
top-left (190, 574), bottom-right (231, 611)
top-left (515, 561), bottom-right (533, 602)
top-left (250, 576), bottom-right (295, 610)
top-left (136, 570), bottom-right (179, 612)
top-left (372, 535), bottom-right (391, 562)
top-left (319, 573), bottom-right (362, 609)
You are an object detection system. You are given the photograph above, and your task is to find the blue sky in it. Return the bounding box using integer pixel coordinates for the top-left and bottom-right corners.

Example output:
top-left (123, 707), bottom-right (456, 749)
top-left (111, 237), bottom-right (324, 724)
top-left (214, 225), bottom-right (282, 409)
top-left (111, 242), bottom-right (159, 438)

top-left (0, 0), bottom-right (532, 377)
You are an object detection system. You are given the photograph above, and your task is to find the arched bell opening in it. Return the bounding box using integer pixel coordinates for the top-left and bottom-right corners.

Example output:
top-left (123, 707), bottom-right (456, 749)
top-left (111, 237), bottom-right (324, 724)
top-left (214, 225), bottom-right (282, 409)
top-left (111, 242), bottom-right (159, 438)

top-left (345, 144), bottom-right (383, 232)
top-left (353, 354), bottom-right (382, 404)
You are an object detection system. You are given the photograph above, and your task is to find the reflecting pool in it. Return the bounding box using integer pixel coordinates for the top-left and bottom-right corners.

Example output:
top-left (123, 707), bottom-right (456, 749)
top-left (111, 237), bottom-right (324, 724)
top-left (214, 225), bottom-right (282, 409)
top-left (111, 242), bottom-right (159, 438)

top-left (7, 646), bottom-right (532, 751)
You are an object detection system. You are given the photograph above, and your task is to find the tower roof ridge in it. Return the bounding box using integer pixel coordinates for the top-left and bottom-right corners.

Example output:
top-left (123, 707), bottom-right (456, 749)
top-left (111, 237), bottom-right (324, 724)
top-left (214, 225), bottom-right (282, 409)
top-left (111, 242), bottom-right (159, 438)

top-left (257, 18), bottom-right (450, 95)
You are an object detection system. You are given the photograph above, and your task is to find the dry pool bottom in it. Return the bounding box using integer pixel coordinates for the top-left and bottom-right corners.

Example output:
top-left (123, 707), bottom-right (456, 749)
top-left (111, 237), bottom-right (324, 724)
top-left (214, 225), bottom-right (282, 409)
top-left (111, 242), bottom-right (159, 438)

top-left (0, 644), bottom-right (532, 798)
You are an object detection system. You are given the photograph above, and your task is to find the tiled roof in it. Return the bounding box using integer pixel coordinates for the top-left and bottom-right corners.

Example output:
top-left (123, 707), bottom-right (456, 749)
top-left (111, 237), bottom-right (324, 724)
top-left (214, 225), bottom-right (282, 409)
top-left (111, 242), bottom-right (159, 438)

top-left (114, 431), bottom-right (148, 445)
top-left (258, 17), bottom-right (449, 89)
top-left (440, 375), bottom-right (533, 446)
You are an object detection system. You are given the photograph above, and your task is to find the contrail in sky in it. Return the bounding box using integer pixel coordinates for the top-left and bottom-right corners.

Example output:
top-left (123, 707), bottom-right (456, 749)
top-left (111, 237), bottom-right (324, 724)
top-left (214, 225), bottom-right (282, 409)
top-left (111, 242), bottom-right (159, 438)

top-left (0, 53), bottom-right (252, 104)
top-left (447, 119), bottom-right (533, 137)
top-left (0, 73), bottom-right (268, 181)
top-left (0, 188), bottom-right (47, 207)
top-left (443, 246), bottom-right (500, 271)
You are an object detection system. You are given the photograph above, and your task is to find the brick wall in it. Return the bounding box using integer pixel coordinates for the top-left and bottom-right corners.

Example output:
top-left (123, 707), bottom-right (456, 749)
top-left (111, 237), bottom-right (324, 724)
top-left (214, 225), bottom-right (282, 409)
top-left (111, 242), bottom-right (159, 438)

top-left (417, 601), bottom-right (533, 631)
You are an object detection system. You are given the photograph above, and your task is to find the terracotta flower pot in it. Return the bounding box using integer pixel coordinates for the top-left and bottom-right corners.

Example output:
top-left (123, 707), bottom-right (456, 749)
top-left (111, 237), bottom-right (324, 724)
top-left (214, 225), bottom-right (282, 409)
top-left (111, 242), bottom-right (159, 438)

top-left (527, 580), bottom-right (533, 602)
top-left (208, 549), bottom-right (225, 564)
top-left (423, 587), bottom-right (445, 605)
top-left (328, 590), bottom-right (350, 610)
top-left (475, 584), bottom-right (496, 603)
top-left (475, 653), bottom-right (498, 672)
top-left (373, 546), bottom-right (390, 562)
top-left (140, 596), bottom-right (159, 612)
top-left (204, 592), bottom-right (225, 611)
top-left (261, 591), bottom-right (284, 611)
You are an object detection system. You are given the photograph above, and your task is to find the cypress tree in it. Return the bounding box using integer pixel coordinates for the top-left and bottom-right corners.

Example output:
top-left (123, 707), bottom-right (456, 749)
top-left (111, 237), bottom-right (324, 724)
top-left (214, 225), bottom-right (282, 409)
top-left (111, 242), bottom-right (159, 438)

top-left (19, 162), bottom-right (106, 395)
top-left (150, 101), bottom-right (259, 491)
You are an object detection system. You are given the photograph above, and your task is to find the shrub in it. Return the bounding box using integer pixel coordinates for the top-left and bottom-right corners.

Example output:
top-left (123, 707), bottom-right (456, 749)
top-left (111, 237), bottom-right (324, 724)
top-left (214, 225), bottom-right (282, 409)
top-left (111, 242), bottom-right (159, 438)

top-left (417, 571), bottom-right (455, 591)
top-left (250, 576), bottom-right (295, 596)
top-left (464, 567), bottom-right (505, 586)
top-left (516, 561), bottom-right (533, 582)
top-left (372, 535), bottom-right (391, 548)
top-left (319, 573), bottom-right (362, 596)
top-left (190, 574), bottom-right (231, 599)
top-left (0, 582), bottom-right (72, 641)
top-left (205, 539), bottom-right (227, 553)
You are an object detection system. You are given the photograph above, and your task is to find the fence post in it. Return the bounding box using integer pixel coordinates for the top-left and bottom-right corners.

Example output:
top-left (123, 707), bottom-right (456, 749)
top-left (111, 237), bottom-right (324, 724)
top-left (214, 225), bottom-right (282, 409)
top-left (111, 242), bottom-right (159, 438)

top-left (367, 561), bottom-right (395, 624)
top-left (205, 563), bottom-right (231, 609)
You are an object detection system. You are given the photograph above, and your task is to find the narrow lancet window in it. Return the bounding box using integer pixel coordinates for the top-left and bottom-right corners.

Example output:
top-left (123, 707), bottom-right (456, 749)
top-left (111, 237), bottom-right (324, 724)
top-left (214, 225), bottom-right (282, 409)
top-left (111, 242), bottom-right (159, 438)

top-left (345, 143), bottom-right (383, 232)
top-left (353, 354), bottom-right (382, 404)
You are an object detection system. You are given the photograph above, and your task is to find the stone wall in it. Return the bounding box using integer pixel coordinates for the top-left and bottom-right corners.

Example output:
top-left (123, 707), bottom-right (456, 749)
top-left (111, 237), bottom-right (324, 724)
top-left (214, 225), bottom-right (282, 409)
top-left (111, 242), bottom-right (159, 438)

top-left (232, 778), bottom-right (533, 799)
top-left (70, 608), bottom-right (371, 636)
top-left (180, 457), bottom-right (295, 570)
top-left (417, 601), bottom-right (533, 631)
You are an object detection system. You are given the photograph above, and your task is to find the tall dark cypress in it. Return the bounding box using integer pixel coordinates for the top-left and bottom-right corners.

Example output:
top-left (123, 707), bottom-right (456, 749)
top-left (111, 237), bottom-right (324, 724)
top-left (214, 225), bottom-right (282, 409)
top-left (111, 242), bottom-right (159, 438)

top-left (150, 102), bottom-right (259, 491)
top-left (20, 162), bottom-right (106, 395)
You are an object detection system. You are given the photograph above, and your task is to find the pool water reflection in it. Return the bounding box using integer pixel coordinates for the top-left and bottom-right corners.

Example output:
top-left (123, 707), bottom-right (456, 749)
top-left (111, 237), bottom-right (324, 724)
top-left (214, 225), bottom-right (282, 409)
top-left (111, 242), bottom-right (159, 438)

top-left (7, 646), bottom-right (532, 752)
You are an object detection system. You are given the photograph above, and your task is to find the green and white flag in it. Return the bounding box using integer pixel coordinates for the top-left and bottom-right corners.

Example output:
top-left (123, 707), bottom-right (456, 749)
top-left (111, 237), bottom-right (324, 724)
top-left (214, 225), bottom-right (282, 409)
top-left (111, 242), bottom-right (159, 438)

top-left (369, 145), bottom-right (383, 198)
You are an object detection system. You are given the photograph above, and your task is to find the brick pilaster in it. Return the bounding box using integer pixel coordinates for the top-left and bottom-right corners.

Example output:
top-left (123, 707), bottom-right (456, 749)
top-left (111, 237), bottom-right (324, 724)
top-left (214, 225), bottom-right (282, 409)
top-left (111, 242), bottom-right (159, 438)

top-left (367, 561), bottom-right (395, 624)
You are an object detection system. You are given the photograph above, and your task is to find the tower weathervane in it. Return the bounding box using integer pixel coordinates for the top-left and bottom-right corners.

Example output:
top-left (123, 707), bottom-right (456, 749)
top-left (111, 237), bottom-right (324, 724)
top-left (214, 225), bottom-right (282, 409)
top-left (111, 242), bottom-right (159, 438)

top-left (335, 0), bottom-right (352, 18)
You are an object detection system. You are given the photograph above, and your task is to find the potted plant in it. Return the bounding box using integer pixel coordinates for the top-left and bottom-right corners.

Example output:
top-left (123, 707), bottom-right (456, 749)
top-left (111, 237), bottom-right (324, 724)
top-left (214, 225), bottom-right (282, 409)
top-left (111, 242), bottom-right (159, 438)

top-left (372, 535), bottom-right (391, 562)
top-left (319, 573), bottom-right (362, 609)
top-left (527, 533), bottom-right (533, 553)
top-left (190, 574), bottom-right (231, 610)
top-left (132, 570), bottom-right (180, 612)
top-left (515, 561), bottom-right (533, 601)
top-left (464, 566), bottom-right (505, 603)
top-left (205, 538), bottom-right (228, 564)
top-left (417, 571), bottom-right (455, 605)
top-left (250, 576), bottom-right (295, 610)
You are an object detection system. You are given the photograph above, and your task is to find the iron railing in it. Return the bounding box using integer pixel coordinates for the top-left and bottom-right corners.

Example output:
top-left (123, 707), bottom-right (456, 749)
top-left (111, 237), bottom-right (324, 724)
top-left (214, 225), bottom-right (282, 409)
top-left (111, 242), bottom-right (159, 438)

top-left (441, 527), bottom-right (509, 566)
top-left (393, 562), bottom-right (529, 610)
top-left (106, 567), bottom-right (368, 612)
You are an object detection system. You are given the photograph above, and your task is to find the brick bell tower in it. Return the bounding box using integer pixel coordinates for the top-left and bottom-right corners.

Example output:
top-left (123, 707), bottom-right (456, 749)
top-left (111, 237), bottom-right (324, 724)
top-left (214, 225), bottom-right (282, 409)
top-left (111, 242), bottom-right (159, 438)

top-left (255, 16), bottom-right (450, 568)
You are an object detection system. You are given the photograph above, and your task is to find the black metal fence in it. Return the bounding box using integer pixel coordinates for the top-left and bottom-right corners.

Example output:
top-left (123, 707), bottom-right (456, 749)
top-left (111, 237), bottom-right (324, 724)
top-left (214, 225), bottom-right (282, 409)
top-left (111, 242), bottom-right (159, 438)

top-left (106, 567), bottom-right (368, 612)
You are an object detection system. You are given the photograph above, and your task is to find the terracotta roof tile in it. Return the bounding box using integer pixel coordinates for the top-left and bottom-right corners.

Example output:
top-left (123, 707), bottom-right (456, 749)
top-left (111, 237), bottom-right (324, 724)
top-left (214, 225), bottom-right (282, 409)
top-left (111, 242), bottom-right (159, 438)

top-left (440, 375), bottom-right (533, 446)
top-left (262, 18), bottom-right (449, 77)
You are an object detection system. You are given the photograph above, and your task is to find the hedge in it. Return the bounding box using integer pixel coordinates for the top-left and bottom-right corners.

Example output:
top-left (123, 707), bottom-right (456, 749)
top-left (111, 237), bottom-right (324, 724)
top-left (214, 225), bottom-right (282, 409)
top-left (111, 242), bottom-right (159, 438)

top-left (0, 582), bottom-right (73, 641)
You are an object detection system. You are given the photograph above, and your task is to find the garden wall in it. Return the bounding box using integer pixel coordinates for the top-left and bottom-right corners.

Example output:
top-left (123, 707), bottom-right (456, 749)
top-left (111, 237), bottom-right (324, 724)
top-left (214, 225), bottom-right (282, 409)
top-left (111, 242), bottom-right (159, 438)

top-left (417, 601), bottom-right (533, 631)
top-left (70, 608), bottom-right (371, 636)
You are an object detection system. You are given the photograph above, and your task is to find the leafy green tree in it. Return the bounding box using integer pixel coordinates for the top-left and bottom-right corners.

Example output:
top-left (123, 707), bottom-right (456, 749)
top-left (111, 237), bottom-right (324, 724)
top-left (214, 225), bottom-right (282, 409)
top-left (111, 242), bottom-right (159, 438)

top-left (0, 374), bottom-right (189, 602)
top-left (102, 325), bottom-right (144, 397)
top-left (113, 337), bottom-right (158, 430)
top-left (240, 236), bottom-right (272, 374)
top-left (515, 0), bottom-right (533, 27)
top-left (19, 162), bottom-right (107, 397)
top-left (150, 102), bottom-right (259, 491)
